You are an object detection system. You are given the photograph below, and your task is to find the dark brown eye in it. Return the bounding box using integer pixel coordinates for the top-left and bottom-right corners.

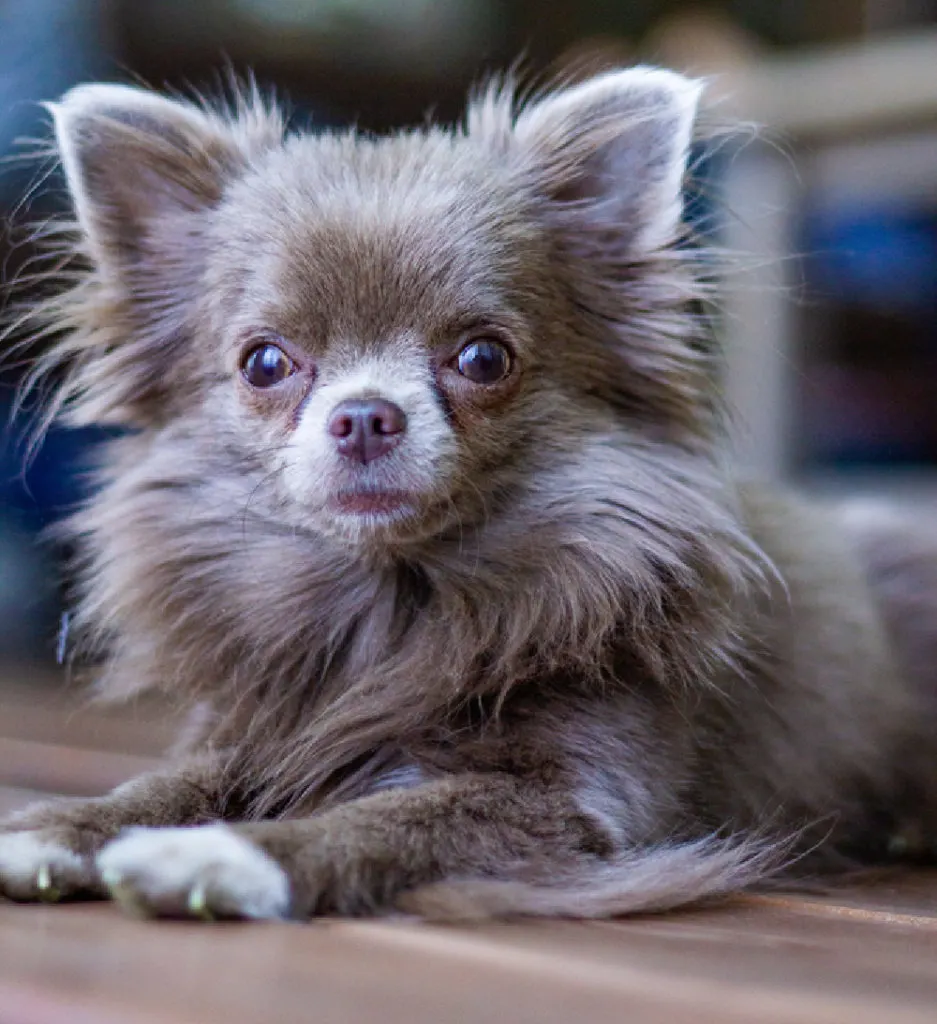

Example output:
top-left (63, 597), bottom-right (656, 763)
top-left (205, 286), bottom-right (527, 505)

top-left (455, 338), bottom-right (511, 385)
top-left (242, 343), bottom-right (294, 388)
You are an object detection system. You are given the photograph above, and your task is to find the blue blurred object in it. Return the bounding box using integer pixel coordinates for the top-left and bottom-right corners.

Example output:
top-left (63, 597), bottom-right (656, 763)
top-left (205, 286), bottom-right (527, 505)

top-left (797, 197), bottom-right (937, 471)
top-left (804, 201), bottom-right (937, 312)
top-left (0, 414), bottom-right (111, 534)
top-left (1, 0), bottom-right (114, 660)
top-left (0, 406), bottom-right (110, 662)
top-left (0, 0), bottom-right (112, 203)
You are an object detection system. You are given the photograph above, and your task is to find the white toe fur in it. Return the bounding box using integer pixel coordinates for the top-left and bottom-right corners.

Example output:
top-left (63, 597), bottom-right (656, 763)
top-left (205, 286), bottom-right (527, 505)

top-left (96, 824), bottom-right (290, 919)
top-left (0, 831), bottom-right (84, 895)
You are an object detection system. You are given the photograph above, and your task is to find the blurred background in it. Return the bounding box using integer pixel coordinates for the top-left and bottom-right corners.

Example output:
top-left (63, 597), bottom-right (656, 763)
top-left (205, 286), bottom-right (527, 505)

top-left (3, 0), bottom-right (937, 671)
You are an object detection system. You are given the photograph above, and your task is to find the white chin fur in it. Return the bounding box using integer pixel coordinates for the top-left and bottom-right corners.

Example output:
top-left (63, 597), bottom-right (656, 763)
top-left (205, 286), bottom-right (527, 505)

top-left (96, 823), bottom-right (290, 920)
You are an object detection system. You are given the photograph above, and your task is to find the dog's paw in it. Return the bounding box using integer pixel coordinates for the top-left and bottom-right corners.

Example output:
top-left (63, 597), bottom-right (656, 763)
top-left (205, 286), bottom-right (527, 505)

top-left (0, 830), bottom-right (94, 902)
top-left (96, 824), bottom-right (291, 921)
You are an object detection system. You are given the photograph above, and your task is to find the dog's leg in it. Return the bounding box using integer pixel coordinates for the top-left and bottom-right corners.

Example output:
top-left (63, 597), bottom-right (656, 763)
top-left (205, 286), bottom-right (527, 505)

top-left (94, 773), bottom-right (612, 919)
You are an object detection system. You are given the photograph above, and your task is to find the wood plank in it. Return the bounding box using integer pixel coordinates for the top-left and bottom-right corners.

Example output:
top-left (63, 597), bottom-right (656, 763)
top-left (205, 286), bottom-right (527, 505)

top-left (754, 874), bottom-right (937, 919)
top-left (3, 677), bottom-right (937, 1024)
top-left (2, 902), bottom-right (935, 1024)
top-left (0, 736), bottom-right (161, 797)
top-left (0, 677), bottom-right (178, 756)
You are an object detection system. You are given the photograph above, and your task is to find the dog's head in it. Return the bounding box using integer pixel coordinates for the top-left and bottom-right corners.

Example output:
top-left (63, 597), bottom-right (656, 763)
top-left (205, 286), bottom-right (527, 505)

top-left (45, 70), bottom-right (708, 554)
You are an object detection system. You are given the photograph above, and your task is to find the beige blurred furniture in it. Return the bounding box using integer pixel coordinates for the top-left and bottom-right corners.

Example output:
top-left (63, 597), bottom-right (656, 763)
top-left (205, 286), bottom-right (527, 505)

top-left (720, 30), bottom-right (937, 490)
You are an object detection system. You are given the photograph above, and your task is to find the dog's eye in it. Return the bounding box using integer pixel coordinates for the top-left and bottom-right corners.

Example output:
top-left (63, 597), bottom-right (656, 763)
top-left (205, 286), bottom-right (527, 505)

top-left (242, 343), bottom-right (294, 388)
top-left (456, 339), bottom-right (511, 385)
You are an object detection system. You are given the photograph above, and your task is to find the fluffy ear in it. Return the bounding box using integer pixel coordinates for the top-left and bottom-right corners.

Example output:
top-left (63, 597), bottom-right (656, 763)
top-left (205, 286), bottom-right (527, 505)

top-left (33, 84), bottom-right (282, 429)
top-left (515, 68), bottom-right (702, 253)
top-left (50, 84), bottom-right (278, 273)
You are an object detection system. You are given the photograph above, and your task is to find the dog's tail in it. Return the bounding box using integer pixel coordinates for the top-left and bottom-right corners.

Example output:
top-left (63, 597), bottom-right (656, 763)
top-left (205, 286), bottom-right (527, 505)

top-left (399, 834), bottom-right (788, 921)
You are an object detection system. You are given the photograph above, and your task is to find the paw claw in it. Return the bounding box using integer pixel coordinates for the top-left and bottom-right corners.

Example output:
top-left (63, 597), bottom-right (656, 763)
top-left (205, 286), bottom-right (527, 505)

top-left (35, 862), bottom-right (60, 903)
top-left (187, 882), bottom-right (215, 921)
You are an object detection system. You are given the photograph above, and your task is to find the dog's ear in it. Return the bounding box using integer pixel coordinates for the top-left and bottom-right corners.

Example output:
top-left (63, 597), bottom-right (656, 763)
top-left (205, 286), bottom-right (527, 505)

top-left (36, 84), bottom-right (285, 428)
top-left (513, 68), bottom-right (702, 253)
top-left (50, 83), bottom-right (282, 276)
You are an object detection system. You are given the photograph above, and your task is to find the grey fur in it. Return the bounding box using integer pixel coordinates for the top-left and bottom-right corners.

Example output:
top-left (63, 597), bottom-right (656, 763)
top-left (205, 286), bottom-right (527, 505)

top-left (1, 67), bottom-right (935, 920)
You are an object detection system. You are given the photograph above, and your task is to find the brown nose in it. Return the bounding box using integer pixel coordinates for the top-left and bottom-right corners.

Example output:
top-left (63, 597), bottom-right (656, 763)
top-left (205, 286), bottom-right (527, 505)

top-left (327, 398), bottom-right (407, 464)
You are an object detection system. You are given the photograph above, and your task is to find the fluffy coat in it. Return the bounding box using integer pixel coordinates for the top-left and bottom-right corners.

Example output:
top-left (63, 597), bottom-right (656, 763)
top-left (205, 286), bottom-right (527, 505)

top-left (1, 67), bottom-right (935, 920)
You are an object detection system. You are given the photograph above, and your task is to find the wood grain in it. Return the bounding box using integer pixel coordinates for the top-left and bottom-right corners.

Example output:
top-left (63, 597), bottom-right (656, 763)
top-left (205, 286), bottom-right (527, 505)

top-left (1, 673), bottom-right (936, 1024)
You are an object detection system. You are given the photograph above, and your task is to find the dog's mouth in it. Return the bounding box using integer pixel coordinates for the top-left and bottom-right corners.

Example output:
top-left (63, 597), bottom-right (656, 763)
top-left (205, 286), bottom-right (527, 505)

top-left (331, 490), bottom-right (417, 517)
top-left (320, 485), bottom-right (463, 547)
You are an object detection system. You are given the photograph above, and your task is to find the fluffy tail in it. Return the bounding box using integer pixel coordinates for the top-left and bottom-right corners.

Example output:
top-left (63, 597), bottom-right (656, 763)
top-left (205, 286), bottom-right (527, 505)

top-left (399, 834), bottom-right (789, 921)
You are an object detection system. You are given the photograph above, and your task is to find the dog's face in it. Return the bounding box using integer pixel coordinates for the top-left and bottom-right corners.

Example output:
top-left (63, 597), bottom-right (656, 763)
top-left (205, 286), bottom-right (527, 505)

top-left (204, 135), bottom-right (548, 546)
top-left (49, 70), bottom-right (705, 553)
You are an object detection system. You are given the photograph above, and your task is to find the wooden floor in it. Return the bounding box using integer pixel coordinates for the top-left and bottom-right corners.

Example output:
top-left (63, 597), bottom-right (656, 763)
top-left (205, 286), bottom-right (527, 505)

top-left (2, 674), bottom-right (937, 1024)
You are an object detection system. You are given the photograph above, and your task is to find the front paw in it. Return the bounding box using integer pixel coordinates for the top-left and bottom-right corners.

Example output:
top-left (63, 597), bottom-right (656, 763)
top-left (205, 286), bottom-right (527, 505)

top-left (97, 825), bottom-right (291, 921)
top-left (0, 830), bottom-right (99, 902)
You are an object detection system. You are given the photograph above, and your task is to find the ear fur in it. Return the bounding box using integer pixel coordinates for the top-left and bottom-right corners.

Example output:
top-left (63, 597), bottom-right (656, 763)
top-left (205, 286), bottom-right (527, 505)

top-left (514, 68), bottom-right (703, 252)
top-left (49, 83), bottom-right (282, 274)
top-left (19, 83), bottom-right (283, 431)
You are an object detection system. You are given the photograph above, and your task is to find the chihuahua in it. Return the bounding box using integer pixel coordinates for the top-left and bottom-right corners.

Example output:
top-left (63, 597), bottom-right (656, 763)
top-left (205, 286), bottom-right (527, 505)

top-left (1, 68), bottom-right (936, 921)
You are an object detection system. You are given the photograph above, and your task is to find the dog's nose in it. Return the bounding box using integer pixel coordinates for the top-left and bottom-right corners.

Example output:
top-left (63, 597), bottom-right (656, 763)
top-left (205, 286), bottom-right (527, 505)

top-left (327, 398), bottom-right (407, 464)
